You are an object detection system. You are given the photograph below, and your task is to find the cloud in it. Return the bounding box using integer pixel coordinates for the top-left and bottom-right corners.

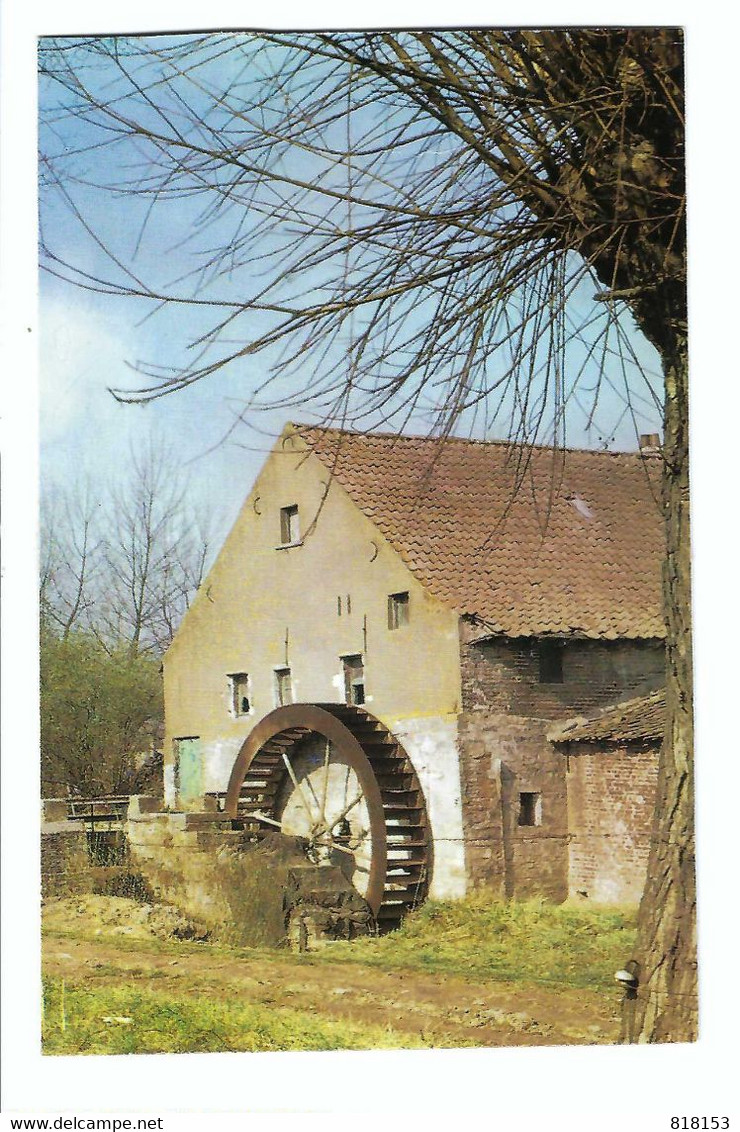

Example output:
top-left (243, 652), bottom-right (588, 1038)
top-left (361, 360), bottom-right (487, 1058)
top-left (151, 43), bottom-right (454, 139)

top-left (38, 293), bottom-right (167, 495)
top-left (40, 294), bottom-right (131, 444)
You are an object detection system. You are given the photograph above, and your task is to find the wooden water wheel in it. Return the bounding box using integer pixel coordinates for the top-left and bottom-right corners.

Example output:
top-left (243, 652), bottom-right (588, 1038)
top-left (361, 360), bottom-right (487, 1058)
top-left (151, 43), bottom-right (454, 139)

top-left (224, 703), bottom-right (432, 929)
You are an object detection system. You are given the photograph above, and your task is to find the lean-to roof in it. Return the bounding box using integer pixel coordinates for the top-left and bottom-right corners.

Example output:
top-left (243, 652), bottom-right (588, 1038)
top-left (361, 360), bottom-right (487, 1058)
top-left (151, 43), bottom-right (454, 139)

top-left (548, 689), bottom-right (665, 745)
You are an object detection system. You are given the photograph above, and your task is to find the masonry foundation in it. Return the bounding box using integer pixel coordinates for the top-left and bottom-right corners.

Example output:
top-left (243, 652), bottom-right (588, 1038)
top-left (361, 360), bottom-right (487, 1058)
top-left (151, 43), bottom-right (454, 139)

top-left (125, 803), bottom-right (373, 947)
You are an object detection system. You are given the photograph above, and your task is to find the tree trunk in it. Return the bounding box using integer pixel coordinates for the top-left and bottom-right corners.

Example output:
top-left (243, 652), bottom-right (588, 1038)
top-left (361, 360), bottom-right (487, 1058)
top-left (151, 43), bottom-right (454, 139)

top-left (629, 331), bottom-right (697, 1042)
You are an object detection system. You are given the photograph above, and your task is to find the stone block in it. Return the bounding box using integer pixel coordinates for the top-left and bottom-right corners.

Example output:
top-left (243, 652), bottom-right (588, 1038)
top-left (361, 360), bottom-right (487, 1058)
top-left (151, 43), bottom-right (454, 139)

top-left (171, 829), bottom-right (204, 848)
top-left (127, 795), bottom-right (161, 819)
top-left (42, 799), bottom-right (70, 823)
top-left (41, 819), bottom-right (86, 834)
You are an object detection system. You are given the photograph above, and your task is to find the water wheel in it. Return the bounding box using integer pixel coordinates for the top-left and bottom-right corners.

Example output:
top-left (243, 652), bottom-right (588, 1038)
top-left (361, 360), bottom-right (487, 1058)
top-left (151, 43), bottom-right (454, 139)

top-left (224, 703), bottom-right (432, 929)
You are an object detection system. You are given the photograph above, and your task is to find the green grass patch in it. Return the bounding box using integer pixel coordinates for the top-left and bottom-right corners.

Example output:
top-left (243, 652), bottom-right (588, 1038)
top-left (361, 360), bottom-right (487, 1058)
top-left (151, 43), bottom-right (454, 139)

top-left (42, 977), bottom-right (454, 1055)
top-left (318, 895), bottom-right (637, 992)
top-left (44, 896), bottom-right (637, 994)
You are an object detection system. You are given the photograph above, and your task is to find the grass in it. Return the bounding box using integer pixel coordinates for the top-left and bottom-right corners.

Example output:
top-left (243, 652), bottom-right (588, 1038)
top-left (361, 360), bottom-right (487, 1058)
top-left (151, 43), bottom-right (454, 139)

top-left (42, 977), bottom-right (450, 1055)
top-left (44, 896), bottom-right (637, 992)
top-left (316, 895), bottom-right (638, 992)
top-left (45, 896), bottom-right (636, 991)
top-left (42, 896), bottom-right (635, 1054)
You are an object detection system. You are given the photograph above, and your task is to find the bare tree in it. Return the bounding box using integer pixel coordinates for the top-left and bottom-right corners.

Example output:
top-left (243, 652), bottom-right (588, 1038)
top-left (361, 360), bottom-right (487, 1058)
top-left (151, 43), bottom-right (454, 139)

top-left (39, 445), bottom-right (213, 797)
top-left (39, 480), bottom-right (103, 638)
top-left (99, 440), bottom-right (212, 656)
top-left (38, 29), bottom-right (691, 1039)
top-left (40, 441), bottom-right (213, 656)
top-left (148, 499), bottom-right (213, 652)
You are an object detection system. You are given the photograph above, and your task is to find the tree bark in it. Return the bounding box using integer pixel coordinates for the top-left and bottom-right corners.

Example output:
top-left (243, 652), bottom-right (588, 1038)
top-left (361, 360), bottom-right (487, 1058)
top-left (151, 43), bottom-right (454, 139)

top-left (629, 330), bottom-right (697, 1042)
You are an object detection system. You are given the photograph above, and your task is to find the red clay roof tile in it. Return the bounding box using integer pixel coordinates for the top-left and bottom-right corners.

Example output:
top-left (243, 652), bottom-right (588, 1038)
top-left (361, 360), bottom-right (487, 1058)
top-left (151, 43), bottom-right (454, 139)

top-left (548, 689), bottom-right (665, 744)
top-left (299, 426), bottom-right (665, 639)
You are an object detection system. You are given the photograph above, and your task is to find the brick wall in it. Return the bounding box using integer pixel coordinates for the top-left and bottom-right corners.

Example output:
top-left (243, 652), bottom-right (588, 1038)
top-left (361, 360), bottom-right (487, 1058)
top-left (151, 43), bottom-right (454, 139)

top-left (565, 742), bottom-right (659, 903)
top-left (456, 622), bottom-right (664, 901)
top-left (457, 712), bottom-right (570, 900)
top-left (460, 631), bottom-right (665, 719)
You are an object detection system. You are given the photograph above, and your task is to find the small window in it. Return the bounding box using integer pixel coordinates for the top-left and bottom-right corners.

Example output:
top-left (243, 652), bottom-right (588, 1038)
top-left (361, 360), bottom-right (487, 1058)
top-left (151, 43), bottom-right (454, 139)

top-left (538, 640), bottom-right (563, 684)
top-left (342, 655), bottom-right (365, 706)
top-left (280, 505), bottom-right (300, 545)
top-left (388, 591), bottom-right (410, 630)
top-left (518, 792), bottom-right (542, 827)
top-left (275, 666), bottom-right (293, 706)
top-left (229, 673), bottom-right (250, 716)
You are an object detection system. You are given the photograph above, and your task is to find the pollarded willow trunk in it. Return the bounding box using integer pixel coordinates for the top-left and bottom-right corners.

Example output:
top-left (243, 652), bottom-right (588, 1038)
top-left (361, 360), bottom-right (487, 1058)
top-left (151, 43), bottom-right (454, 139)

top-left (630, 330), bottom-right (697, 1042)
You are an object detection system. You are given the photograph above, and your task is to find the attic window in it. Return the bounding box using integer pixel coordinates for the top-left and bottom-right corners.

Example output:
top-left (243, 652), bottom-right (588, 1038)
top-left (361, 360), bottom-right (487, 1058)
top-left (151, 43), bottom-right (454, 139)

top-left (229, 673), bottom-right (250, 716)
top-left (388, 591), bottom-right (409, 630)
top-left (280, 505), bottom-right (300, 546)
top-left (518, 792), bottom-right (542, 827)
top-left (538, 641), bottom-right (563, 684)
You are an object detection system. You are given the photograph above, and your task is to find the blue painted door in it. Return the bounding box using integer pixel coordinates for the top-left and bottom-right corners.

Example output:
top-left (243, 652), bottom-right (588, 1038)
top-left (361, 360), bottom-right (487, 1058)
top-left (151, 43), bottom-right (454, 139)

top-left (174, 738), bottom-right (202, 809)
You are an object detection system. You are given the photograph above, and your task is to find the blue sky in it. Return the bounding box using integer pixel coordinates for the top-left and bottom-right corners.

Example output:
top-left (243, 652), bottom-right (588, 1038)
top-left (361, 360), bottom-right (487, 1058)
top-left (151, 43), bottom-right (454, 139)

top-left (40, 270), bottom-right (290, 541)
top-left (38, 32), bottom-right (665, 550)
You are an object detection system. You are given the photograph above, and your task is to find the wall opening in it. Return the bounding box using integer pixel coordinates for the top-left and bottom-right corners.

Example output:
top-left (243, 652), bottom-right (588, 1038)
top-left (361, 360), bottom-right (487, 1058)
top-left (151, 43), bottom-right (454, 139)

top-left (279, 504), bottom-right (300, 545)
top-left (342, 654), bottom-right (365, 705)
top-left (229, 672), bottom-right (250, 716)
top-left (388, 591), bottom-right (410, 630)
top-left (274, 666), bottom-right (293, 706)
top-left (538, 640), bottom-right (563, 684)
top-left (518, 791), bottom-right (542, 826)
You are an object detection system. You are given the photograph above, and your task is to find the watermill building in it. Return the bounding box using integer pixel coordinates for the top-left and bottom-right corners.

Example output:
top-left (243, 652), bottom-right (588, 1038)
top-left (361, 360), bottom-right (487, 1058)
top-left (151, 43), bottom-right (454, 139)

top-left (162, 424), bottom-right (666, 917)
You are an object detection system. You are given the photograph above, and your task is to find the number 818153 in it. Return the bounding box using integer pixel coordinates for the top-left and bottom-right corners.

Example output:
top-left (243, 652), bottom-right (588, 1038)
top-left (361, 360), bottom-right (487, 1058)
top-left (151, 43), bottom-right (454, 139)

top-left (671, 1120), bottom-right (729, 1129)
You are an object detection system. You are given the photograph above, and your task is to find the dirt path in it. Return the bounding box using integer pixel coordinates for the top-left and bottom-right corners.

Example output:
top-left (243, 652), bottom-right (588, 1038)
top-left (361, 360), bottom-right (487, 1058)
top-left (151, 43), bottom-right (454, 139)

top-left (43, 932), bottom-right (620, 1048)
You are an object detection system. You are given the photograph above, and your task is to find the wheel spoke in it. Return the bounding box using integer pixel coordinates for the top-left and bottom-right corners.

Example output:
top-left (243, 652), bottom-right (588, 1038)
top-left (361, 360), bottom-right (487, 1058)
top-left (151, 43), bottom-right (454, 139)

top-left (299, 740), bottom-right (330, 821)
top-left (244, 810), bottom-right (283, 830)
top-left (313, 788), bottom-right (364, 839)
top-left (332, 789), bottom-right (365, 829)
top-left (281, 750), bottom-right (317, 829)
top-left (319, 739), bottom-right (331, 827)
top-left (302, 768), bottom-right (324, 818)
top-left (313, 837), bottom-right (355, 857)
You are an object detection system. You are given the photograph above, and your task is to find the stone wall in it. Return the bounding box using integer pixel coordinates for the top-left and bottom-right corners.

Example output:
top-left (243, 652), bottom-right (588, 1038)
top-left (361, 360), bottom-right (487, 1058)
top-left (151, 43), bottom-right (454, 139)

top-left (125, 804), bottom-right (372, 946)
top-left (456, 624), bottom-right (664, 901)
top-left (124, 808), bottom-right (279, 945)
top-left (565, 742), bottom-right (659, 903)
top-left (41, 825), bottom-right (95, 898)
top-left (41, 821), bottom-right (154, 902)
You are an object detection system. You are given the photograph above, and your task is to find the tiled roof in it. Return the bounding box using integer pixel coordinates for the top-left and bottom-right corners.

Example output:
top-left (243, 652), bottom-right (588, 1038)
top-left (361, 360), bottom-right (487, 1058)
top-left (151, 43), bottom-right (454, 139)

top-left (298, 425), bottom-right (665, 639)
top-left (547, 689), bottom-right (665, 745)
